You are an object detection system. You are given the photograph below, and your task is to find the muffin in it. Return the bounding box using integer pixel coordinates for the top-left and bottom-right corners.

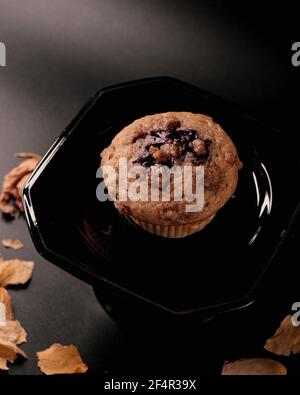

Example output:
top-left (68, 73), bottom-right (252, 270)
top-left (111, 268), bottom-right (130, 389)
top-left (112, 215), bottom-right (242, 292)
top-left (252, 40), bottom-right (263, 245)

top-left (100, 112), bottom-right (242, 238)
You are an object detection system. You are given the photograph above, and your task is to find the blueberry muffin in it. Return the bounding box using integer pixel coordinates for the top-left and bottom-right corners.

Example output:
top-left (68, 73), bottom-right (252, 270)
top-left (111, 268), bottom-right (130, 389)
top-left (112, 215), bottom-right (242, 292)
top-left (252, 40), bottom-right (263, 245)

top-left (100, 112), bottom-right (242, 238)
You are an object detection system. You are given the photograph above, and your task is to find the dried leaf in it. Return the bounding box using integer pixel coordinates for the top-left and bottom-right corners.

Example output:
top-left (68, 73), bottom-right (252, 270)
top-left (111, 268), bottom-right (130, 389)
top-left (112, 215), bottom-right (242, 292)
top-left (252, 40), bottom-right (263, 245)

top-left (0, 321), bottom-right (27, 345)
top-left (2, 157), bottom-right (38, 195)
top-left (0, 200), bottom-right (14, 216)
top-left (0, 336), bottom-right (27, 361)
top-left (1, 239), bottom-right (24, 250)
top-left (265, 315), bottom-right (300, 356)
top-left (15, 152), bottom-right (41, 160)
top-left (16, 174), bottom-right (31, 198)
top-left (37, 344), bottom-right (88, 375)
top-left (0, 259), bottom-right (34, 287)
top-left (0, 288), bottom-right (14, 320)
top-left (0, 153), bottom-right (41, 216)
top-left (0, 357), bottom-right (8, 371)
top-left (0, 299), bottom-right (27, 371)
top-left (222, 358), bottom-right (287, 375)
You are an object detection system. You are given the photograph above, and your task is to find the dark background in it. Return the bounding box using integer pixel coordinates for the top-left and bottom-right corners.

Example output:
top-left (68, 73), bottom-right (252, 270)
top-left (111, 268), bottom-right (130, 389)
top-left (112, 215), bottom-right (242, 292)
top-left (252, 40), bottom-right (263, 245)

top-left (0, 0), bottom-right (299, 375)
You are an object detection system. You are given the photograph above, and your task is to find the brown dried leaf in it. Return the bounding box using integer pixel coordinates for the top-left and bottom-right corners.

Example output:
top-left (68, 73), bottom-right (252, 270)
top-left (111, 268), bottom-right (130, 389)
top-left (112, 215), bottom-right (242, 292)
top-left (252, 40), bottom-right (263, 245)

top-left (0, 357), bottom-right (8, 371)
top-left (1, 239), bottom-right (24, 250)
top-left (0, 321), bottom-right (27, 345)
top-left (221, 358), bottom-right (287, 375)
top-left (0, 284), bottom-right (27, 371)
top-left (265, 315), bottom-right (300, 356)
top-left (37, 344), bottom-right (88, 375)
top-left (0, 200), bottom-right (15, 216)
top-left (0, 288), bottom-right (14, 320)
top-left (0, 312), bottom-right (27, 370)
top-left (15, 152), bottom-right (42, 160)
top-left (16, 173), bottom-right (31, 198)
top-left (2, 157), bottom-right (39, 195)
top-left (0, 259), bottom-right (34, 287)
top-left (0, 336), bottom-right (27, 361)
top-left (0, 154), bottom-right (41, 216)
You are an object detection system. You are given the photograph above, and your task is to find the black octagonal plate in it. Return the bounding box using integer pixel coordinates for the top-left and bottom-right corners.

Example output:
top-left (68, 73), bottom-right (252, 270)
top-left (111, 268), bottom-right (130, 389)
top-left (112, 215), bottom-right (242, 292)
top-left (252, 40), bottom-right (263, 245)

top-left (23, 77), bottom-right (300, 317)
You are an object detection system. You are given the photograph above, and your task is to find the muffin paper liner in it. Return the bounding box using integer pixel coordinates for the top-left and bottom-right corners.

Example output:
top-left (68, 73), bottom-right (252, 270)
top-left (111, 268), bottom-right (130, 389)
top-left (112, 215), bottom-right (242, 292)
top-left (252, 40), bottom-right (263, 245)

top-left (130, 214), bottom-right (215, 238)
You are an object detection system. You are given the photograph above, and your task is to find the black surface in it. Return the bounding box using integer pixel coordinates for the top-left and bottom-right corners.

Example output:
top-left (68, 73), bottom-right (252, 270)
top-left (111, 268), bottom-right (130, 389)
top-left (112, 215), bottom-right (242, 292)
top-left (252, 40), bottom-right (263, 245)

top-left (0, 0), bottom-right (299, 376)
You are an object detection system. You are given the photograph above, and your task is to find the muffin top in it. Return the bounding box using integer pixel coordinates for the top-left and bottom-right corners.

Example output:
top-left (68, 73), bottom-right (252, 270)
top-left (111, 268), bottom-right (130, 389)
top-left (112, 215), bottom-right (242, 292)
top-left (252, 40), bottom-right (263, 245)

top-left (100, 112), bottom-right (242, 225)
